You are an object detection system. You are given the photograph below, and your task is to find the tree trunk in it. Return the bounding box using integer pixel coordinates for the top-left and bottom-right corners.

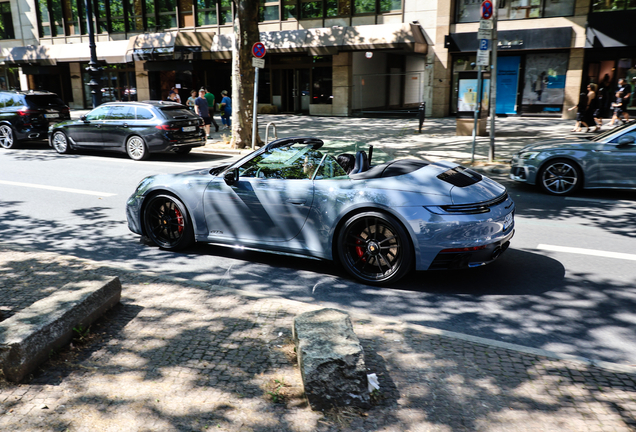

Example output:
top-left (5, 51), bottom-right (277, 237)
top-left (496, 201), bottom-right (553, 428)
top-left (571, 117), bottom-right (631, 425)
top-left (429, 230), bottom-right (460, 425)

top-left (230, 1), bottom-right (264, 149)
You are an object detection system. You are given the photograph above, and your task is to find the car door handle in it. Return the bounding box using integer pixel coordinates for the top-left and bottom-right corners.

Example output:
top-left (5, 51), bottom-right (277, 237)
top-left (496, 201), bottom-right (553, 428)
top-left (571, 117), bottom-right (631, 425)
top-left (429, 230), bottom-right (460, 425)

top-left (287, 199), bottom-right (306, 205)
top-left (96, 124), bottom-right (101, 128)
top-left (123, 123), bottom-right (128, 128)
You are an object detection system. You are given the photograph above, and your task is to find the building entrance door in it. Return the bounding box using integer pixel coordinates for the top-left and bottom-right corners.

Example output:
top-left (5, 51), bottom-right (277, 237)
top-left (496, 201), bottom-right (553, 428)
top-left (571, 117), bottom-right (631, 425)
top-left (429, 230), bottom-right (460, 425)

top-left (273, 68), bottom-right (310, 113)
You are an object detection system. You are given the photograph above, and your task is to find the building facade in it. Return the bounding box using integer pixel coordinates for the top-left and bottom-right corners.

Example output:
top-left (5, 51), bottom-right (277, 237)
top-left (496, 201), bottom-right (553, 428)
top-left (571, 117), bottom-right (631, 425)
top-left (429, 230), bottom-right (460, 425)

top-left (0, 0), bottom-right (631, 119)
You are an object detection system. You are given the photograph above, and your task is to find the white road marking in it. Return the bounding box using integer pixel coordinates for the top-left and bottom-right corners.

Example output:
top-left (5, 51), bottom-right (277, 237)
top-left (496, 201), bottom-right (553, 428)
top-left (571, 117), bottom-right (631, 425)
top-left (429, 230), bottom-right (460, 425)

top-left (565, 197), bottom-right (636, 205)
top-left (0, 180), bottom-right (116, 197)
top-left (537, 244), bottom-right (636, 261)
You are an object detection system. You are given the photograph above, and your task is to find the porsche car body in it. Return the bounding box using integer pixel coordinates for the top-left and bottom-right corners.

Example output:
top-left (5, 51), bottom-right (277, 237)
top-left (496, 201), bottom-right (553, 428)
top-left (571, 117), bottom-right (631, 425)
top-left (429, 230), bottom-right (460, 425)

top-left (126, 137), bottom-right (515, 284)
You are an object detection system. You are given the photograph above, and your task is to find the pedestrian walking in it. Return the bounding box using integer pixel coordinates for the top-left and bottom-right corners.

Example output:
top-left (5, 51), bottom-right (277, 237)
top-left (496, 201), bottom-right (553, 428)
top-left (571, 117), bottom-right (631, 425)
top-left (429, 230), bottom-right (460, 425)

top-left (617, 78), bottom-right (631, 122)
top-left (220, 90), bottom-right (232, 129)
top-left (568, 92), bottom-right (589, 132)
top-left (203, 88), bottom-right (220, 135)
top-left (194, 89), bottom-right (211, 137)
top-left (585, 83), bottom-right (600, 132)
top-left (186, 90), bottom-right (197, 111)
top-left (610, 90), bottom-right (624, 126)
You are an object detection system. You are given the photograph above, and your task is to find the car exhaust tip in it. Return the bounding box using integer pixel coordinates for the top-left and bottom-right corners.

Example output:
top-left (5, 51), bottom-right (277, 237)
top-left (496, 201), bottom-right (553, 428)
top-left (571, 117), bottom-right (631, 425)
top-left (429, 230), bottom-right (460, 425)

top-left (491, 247), bottom-right (502, 260)
top-left (28, 133), bottom-right (40, 138)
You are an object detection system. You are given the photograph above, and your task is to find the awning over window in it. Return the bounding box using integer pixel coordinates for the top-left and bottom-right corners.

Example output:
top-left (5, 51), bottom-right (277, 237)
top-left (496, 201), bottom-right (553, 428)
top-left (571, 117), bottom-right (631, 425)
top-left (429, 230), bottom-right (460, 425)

top-left (128, 30), bottom-right (215, 61)
top-left (5, 41), bottom-right (132, 65)
top-left (209, 23), bottom-right (429, 59)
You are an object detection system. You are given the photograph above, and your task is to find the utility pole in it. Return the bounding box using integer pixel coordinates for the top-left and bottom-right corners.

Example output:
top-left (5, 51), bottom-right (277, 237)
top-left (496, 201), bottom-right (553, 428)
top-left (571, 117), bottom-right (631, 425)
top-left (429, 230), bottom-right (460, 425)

top-left (85, 0), bottom-right (101, 108)
top-left (488, 0), bottom-right (498, 162)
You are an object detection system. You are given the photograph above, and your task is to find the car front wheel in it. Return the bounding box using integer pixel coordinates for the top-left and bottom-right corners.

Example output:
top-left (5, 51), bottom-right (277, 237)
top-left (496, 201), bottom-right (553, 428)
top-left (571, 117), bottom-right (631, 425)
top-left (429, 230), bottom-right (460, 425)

top-left (337, 211), bottom-right (412, 285)
top-left (0, 125), bottom-right (16, 149)
top-left (51, 131), bottom-right (71, 154)
top-left (143, 194), bottom-right (194, 250)
top-left (538, 159), bottom-right (582, 195)
top-left (126, 135), bottom-right (148, 161)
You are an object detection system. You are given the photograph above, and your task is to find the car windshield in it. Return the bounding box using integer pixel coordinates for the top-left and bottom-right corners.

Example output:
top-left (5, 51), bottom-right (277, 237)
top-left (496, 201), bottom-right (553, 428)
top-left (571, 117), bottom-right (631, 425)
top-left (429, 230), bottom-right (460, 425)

top-left (160, 107), bottom-right (200, 120)
top-left (238, 144), bottom-right (347, 180)
top-left (590, 121), bottom-right (635, 142)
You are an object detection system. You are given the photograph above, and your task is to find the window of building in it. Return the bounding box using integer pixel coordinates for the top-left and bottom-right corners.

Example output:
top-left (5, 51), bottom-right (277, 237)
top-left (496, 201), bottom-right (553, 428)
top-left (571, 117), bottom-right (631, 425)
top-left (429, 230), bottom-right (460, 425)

top-left (0, 2), bottom-right (15, 39)
top-left (260, 0), bottom-right (280, 21)
top-left (62, 0), bottom-right (83, 35)
top-left (51, 0), bottom-right (64, 35)
top-left (128, 0), bottom-right (145, 31)
top-left (219, 0), bottom-right (232, 24)
top-left (456, 0), bottom-right (574, 22)
top-left (157, 0), bottom-right (177, 28)
top-left (283, 0), bottom-right (297, 19)
top-left (593, 0), bottom-right (636, 12)
top-left (179, 0), bottom-right (194, 27)
top-left (354, 0), bottom-right (375, 14)
top-left (301, 0), bottom-right (323, 18)
top-left (37, 0), bottom-right (52, 36)
top-left (197, 0), bottom-right (217, 25)
top-left (95, 0), bottom-right (109, 33)
top-left (326, 0), bottom-right (351, 17)
top-left (110, 0), bottom-right (125, 32)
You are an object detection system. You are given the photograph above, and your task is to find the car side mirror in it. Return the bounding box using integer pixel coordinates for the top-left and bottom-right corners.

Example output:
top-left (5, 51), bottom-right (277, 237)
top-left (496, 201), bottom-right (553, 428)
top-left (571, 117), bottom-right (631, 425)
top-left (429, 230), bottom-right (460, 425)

top-left (618, 135), bottom-right (635, 147)
top-left (223, 168), bottom-right (239, 186)
top-left (80, 115), bottom-right (88, 121)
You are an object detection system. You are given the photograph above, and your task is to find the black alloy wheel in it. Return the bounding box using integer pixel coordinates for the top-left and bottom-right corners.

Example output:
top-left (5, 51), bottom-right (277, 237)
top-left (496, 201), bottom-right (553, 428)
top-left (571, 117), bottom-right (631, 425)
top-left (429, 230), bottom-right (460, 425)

top-left (143, 194), bottom-right (194, 250)
top-left (0, 125), bottom-right (16, 149)
top-left (538, 158), bottom-right (582, 195)
top-left (337, 211), bottom-right (412, 285)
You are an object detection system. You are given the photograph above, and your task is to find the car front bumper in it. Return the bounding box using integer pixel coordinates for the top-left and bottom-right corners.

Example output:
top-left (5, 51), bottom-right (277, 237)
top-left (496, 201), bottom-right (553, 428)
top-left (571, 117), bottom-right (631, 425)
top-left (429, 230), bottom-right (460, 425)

top-left (509, 156), bottom-right (538, 185)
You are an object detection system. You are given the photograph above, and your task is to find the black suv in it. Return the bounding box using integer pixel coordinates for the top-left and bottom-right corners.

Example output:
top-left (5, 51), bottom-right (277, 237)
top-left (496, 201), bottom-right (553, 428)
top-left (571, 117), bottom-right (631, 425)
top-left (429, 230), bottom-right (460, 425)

top-left (49, 101), bottom-right (205, 160)
top-left (0, 90), bottom-right (70, 149)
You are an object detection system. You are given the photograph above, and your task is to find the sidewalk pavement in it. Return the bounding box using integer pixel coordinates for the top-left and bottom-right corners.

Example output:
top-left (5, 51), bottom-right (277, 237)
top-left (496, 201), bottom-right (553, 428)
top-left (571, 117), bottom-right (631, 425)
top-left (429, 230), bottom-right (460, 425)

top-left (4, 114), bottom-right (636, 431)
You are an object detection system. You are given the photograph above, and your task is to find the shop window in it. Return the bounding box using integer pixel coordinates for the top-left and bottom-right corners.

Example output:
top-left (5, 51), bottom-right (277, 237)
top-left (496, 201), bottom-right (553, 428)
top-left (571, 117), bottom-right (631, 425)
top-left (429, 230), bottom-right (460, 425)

top-left (197, 0), bottom-right (217, 25)
top-left (283, 0), bottom-right (297, 19)
top-left (95, 0), bottom-right (109, 33)
top-left (0, 2), bottom-right (15, 39)
top-left (127, 0), bottom-right (145, 31)
top-left (219, 0), bottom-right (232, 25)
top-left (354, 0), bottom-right (375, 14)
top-left (312, 66), bottom-right (332, 104)
top-left (110, 0), bottom-right (125, 32)
top-left (301, 0), bottom-right (323, 18)
top-left (260, 0), bottom-right (280, 21)
top-left (157, 0), bottom-right (178, 28)
top-left (327, 0), bottom-right (351, 16)
top-left (0, 66), bottom-right (20, 90)
top-left (593, 0), bottom-right (636, 11)
top-left (456, 0), bottom-right (574, 22)
top-left (379, 0), bottom-right (401, 12)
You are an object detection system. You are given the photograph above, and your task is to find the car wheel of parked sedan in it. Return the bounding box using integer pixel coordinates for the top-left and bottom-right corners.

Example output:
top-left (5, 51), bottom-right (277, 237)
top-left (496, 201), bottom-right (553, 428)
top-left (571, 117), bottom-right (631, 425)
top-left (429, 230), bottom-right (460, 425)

top-left (0, 125), bottom-right (16, 149)
top-left (337, 211), bottom-right (412, 285)
top-left (126, 135), bottom-right (148, 161)
top-left (538, 158), bottom-right (582, 196)
top-left (173, 146), bottom-right (193, 155)
top-left (143, 194), bottom-right (194, 250)
top-left (51, 131), bottom-right (71, 154)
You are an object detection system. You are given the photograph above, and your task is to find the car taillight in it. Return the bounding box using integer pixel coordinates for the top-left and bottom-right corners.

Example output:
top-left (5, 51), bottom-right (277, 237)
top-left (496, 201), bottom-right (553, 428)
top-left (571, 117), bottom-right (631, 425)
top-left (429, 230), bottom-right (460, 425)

top-left (17, 109), bottom-right (39, 116)
top-left (156, 124), bottom-right (180, 131)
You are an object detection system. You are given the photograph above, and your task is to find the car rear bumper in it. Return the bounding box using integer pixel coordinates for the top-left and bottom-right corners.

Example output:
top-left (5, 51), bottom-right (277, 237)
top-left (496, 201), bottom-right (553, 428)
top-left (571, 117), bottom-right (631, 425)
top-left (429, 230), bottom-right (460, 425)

top-left (427, 229), bottom-right (515, 270)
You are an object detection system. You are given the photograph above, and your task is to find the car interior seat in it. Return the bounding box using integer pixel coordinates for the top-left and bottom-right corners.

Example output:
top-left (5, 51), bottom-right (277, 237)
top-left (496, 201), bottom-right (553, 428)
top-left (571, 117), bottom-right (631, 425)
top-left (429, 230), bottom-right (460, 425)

top-left (350, 150), bottom-right (370, 174)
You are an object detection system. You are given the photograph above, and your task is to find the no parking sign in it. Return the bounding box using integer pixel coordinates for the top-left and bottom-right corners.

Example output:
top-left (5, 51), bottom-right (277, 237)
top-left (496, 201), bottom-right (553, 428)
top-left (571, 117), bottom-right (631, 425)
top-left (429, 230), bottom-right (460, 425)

top-left (481, 0), bottom-right (493, 19)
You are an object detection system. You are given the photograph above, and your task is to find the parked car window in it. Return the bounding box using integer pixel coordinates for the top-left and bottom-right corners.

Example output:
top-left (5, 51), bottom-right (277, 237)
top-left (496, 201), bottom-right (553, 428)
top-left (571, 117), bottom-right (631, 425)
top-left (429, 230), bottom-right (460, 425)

top-left (25, 94), bottom-right (65, 109)
top-left (5, 94), bottom-right (23, 107)
top-left (107, 105), bottom-right (134, 120)
top-left (125, 107), bottom-right (136, 120)
top-left (161, 107), bottom-right (200, 120)
top-left (0, 93), bottom-right (8, 108)
top-left (85, 106), bottom-right (110, 121)
top-left (136, 107), bottom-right (154, 120)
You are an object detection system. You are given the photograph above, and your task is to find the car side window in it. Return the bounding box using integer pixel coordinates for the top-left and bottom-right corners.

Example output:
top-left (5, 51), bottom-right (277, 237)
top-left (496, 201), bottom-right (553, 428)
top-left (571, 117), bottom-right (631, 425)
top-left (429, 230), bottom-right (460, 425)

top-left (4, 94), bottom-right (22, 108)
top-left (85, 106), bottom-right (110, 121)
top-left (106, 106), bottom-right (129, 120)
top-left (0, 94), bottom-right (7, 108)
top-left (136, 107), bottom-right (154, 120)
top-left (238, 147), bottom-right (328, 180)
top-left (125, 107), bottom-right (136, 120)
top-left (609, 130), bottom-right (636, 144)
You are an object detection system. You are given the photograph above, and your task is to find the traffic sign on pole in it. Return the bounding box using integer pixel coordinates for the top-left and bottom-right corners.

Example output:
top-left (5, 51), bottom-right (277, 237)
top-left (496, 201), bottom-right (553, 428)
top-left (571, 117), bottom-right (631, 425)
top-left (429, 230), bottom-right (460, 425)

top-left (481, 0), bottom-right (493, 19)
top-left (252, 42), bottom-right (266, 58)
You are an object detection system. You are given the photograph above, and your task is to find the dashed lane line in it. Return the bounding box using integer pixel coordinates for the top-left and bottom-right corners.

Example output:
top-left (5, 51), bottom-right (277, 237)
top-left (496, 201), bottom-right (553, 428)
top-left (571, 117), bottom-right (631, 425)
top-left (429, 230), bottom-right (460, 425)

top-left (537, 244), bottom-right (636, 261)
top-left (0, 180), bottom-right (117, 197)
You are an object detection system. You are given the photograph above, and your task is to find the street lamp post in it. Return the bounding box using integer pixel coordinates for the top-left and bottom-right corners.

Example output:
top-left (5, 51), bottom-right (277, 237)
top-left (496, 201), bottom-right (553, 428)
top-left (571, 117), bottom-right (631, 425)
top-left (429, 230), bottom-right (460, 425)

top-left (85, 0), bottom-right (102, 108)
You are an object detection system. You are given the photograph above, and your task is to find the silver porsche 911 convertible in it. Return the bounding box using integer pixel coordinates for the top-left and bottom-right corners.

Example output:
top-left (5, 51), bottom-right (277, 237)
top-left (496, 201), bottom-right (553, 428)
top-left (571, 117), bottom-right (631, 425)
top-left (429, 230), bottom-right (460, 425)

top-left (126, 137), bottom-right (515, 285)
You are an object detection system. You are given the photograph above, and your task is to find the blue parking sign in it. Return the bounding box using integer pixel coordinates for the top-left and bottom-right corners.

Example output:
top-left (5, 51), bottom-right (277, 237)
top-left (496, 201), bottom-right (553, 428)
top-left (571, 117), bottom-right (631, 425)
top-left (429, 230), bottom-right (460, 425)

top-left (480, 39), bottom-right (489, 51)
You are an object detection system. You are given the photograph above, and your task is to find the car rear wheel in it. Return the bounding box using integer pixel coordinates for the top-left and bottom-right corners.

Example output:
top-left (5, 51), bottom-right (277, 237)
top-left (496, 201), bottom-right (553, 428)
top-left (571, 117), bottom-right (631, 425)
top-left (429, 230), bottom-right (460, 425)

top-left (538, 158), bottom-right (582, 195)
top-left (337, 211), bottom-right (412, 285)
top-left (126, 135), bottom-right (148, 161)
top-left (143, 194), bottom-right (194, 250)
top-left (0, 125), bottom-right (16, 149)
top-left (51, 131), bottom-right (71, 154)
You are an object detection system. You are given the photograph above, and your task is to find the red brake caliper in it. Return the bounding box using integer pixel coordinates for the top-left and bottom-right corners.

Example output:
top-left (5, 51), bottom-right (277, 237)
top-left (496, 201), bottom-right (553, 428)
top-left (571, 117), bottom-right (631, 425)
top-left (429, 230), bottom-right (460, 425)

top-left (355, 238), bottom-right (366, 261)
top-left (174, 207), bottom-right (184, 234)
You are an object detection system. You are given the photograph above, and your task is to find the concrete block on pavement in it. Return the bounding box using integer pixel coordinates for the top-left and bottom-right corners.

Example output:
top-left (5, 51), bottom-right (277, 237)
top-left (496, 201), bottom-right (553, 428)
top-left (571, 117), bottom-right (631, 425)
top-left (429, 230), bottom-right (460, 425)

top-left (293, 308), bottom-right (370, 410)
top-left (0, 276), bottom-right (121, 382)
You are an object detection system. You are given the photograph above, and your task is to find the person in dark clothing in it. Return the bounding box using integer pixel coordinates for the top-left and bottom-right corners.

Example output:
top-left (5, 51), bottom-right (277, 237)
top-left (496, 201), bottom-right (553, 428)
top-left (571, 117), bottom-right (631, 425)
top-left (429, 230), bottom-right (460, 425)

top-left (617, 78), bottom-right (631, 122)
top-left (194, 89), bottom-right (211, 137)
top-left (611, 90), bottom-right (624, 126)
top-left (585, 83), bottom-right (600, 132)
top-left (568, 92), bottom-right (589, 132)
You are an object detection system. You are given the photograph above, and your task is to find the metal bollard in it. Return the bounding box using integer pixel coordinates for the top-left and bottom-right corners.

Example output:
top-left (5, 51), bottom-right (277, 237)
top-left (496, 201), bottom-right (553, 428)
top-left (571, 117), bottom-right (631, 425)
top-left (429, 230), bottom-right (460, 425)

top-left (418, 102), bottom-right (426, 133)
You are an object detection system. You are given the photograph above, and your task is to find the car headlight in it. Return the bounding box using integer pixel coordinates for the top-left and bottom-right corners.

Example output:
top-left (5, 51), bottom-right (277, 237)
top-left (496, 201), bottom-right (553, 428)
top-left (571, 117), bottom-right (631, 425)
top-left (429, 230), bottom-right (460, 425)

top-left (519, 151), bottom-right (540, 160)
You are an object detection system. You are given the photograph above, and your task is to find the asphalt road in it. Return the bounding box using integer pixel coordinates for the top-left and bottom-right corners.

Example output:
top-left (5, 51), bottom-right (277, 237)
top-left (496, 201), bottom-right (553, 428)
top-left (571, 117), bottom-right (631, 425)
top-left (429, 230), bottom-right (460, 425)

top-left (2, 143), bottom-right (636, 367)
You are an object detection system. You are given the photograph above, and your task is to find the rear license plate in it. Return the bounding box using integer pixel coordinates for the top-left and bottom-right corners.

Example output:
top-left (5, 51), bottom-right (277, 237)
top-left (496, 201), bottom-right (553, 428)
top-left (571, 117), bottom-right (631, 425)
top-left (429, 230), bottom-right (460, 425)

top-left (503, 212), bottom-right (513, 231)
top-left (182, 126), bottom-right (196, 132)
top-left (45, 113), bottom-right (59, 119)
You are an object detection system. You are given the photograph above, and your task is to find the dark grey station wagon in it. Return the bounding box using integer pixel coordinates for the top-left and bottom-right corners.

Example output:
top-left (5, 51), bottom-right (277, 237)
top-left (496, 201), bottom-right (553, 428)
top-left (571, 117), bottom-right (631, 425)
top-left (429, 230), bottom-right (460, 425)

top-left (49, 101), bottom-right (205, 161)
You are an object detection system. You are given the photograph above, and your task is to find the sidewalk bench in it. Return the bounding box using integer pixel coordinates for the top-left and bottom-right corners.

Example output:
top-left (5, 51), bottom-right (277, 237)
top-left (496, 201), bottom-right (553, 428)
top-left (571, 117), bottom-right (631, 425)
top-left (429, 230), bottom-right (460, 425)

top-left (0, 277), bottom-right (121, 382)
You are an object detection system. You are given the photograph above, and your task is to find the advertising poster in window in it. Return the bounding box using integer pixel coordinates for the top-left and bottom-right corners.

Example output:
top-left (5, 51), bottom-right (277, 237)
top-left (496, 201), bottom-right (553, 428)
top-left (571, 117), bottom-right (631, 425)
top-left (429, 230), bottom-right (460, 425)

top-left (522, 53), bottom-right (568, 112)
top-left (457, 78), bottom-right (490, 113)
top-left (497, 56), bottom-right (520, 114)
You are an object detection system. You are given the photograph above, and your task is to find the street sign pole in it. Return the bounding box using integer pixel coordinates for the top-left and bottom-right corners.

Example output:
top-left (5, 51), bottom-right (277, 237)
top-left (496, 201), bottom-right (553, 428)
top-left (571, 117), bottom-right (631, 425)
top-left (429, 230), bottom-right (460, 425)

top-left (489, 0), bottom-right (498, 162)
top-left (471, 65), bottom-right (483, 163)
top-left (251, 43), bottom-right (266, 150)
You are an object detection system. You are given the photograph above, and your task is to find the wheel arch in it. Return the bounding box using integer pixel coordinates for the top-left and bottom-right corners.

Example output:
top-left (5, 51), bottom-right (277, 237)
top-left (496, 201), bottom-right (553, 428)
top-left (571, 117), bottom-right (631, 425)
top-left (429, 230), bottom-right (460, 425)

top-left (139, 189), bottom-right (201, 239)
